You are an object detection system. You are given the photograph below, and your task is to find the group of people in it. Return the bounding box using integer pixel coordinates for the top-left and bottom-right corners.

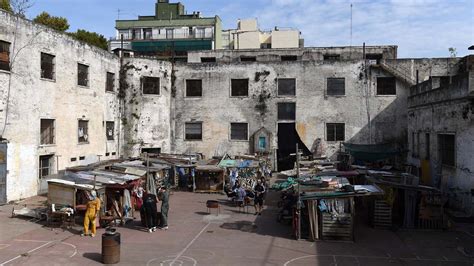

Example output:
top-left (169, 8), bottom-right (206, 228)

top-left (82, 186), bottom-right (170, 236)
top-left (141, 186), bottom-right (170, 233)
top-left (225, 177), bottom-right (267, 215)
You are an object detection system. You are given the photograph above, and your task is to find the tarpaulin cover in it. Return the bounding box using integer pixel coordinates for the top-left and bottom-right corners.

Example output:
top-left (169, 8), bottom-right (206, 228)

top-left (343, 143), bottom-right (404, 162)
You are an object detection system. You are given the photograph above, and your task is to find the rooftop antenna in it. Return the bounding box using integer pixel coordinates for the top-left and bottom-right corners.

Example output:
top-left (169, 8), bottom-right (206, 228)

top-left (117, 8), bottom-right (121, 20)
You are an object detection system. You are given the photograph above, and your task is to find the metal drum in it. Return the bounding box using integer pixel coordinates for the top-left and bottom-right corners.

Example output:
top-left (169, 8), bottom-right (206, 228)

top-left (102, 231), bottom-right (120, 264)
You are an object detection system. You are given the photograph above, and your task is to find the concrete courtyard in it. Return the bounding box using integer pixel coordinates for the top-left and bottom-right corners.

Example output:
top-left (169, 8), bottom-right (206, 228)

top-left (1, 189), bottom-right (474, 266)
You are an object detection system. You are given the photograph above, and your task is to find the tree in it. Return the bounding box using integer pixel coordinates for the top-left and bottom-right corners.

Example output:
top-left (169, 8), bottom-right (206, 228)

top-left (448, 47), bottom-right (457, 58)
top-left (33, 11), bottom-right (69, 32)
top-left (69, 29), bottom-right (108, 50)
top-left (0, 0), bottom-right (12, 12)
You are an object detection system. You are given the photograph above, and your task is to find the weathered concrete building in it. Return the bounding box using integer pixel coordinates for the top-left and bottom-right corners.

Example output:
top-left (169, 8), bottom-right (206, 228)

top-left (407, 55), bottom-right (474, 214)
top-left (0, 10), bottom-right (120, 202)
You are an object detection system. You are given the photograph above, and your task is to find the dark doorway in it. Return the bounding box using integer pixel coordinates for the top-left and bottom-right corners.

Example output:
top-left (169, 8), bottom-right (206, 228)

top-left (141, 148), bottom-right (161, 155)
top-left (277, 123), bottom-right (311, 171)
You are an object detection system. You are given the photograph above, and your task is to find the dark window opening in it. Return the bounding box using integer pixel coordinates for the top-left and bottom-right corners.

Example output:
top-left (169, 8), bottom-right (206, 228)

top-left (40, 53), bottom-right (55, 80)
top-left (0, 40), bottom-right (10, 71)
top-left (439, 134), bottom-right (455, 167)
top-left (142, 76), bottom-right (160, 95)
top-left (240, 56), bottom-right (256, 62)
top-left (78, 120), bottom-right (89, 143)
top-left (327, 77), bottom-right (345, 96)
top-left (201, 57), bottom-right (216, 63)
top-left (77, 63), bottom-right (89, 86)
top-left (106, 72), bottom-right (115, 92)
top-left (185, 122), bottom-right (202, 140)
top-left (230, 123), bottom-right (248, 140)
top-left (411, 132), bottom-right (416, 157)
top-left (281, 55), bottom-right (297, 61)
top-left (260, 43), bottom-right (271, 49)
top-left (366, 53), bottom-right (383, 63)
top-left (231, 79), bottom-right (249, 97)
top-left (39, 155), bottom-right (53, 179)
top-left (186, 79), bottom-right (202, 97)
top-left (112, 152), bottom-right (117, 155)
top-left (70, 157), bottom-right (77, 162)
top-left (40, 119), bottom-right (55, 145)
top-left (79, 156), bottom-right (85, 160)
top-left (324, 54), bottom-right (340, 61)
top-left (425, 133), bottom-right (430, 160)
top-left (105, 153), bottom-right (110, 156)
top-left (143, 28), bottom-right (153, 40)
top-left (277, 102), bottom-right (296, 120)
top-left (278, 78), bottom-right (296, 96)
top-left (377, 77), bottom-right (396, 95)
top-left (106, 121), bottom-right (114, 140)
top-left (326, 123), bottom-right (345, 141)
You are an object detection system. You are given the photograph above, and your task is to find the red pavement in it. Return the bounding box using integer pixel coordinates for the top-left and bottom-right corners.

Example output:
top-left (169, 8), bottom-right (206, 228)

top-left (0, 191), bottom-right (474, 265)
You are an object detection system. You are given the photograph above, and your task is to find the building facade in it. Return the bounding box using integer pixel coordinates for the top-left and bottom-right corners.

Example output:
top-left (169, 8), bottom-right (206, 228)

top-left (0, 10), bottom-right (120, 202)
top-left (110, 0), bottom-right (222, 61)
top-left (222, 18), bottom-right (303, 50)
top-left (407, 55), bottom-right (474, 214)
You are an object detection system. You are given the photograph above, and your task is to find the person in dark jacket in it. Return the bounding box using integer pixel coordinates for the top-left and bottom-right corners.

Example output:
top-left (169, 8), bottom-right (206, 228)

top-left (253, 179), bottom-right (266, 215)
top-left (142, 191), bottom-right (158, 233)
top-left (158, 186), bottom-right (169, 230)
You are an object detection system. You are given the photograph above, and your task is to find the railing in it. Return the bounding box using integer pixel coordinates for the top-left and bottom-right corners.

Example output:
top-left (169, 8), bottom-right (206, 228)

top-left (111, 32), bottom-right (214, 41)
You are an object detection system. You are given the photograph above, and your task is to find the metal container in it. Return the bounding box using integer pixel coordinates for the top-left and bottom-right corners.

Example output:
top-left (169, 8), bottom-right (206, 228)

top-left (102, 231), bottom-right (120, 264)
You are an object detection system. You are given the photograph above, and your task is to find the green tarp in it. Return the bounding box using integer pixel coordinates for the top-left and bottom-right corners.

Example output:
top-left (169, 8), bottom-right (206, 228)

top-left (344, 143), bottom-right (404, 162)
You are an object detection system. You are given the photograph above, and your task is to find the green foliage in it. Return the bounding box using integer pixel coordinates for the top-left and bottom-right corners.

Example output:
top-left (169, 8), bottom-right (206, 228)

top-left (448, 47), bottom-right (457, 58)
top-left (0, 0), bottom-right (12, 12)
top-left (69, 29), bottom-right (108, 50)
top-left (33, 11), bottom-right (69, 32)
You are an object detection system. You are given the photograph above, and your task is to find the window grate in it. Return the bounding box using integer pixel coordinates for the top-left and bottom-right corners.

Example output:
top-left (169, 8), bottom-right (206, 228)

top-left (143, 76), bottom-right (160, 95)
top-left (326, 123), bottom-right (345, 141)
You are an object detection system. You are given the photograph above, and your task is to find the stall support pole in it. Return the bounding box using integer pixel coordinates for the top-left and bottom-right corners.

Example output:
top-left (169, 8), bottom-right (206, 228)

top-left (296, 143), bottom-right (301, 241)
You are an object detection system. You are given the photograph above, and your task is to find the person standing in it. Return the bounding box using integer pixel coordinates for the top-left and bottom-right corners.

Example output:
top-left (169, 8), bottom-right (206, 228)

top-left (143, 191), bottom-right (158, 233)
top-left (82, 190), bottom-right (101, 237)
top-left (158, 186), bottom-right (169, 230)
top-left (253, 179), bottom-right (265, 215)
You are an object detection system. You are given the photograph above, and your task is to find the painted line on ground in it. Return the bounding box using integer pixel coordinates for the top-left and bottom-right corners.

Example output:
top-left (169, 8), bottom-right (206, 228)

top-left (0, 245), bottom-right (10, 250)
top-left (60, 242), bottom-right (77, 258)
top-left (0, 241), bottom-right (52, 265)
top-left (169, 222), bottom-right (210, 266)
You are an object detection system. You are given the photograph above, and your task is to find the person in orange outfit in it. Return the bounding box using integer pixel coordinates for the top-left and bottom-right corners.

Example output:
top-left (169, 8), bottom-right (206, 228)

top-left (82, 190), bottom-right (101, 237)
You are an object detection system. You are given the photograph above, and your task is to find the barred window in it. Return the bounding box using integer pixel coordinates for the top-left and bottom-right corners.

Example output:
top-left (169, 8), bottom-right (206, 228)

top-left (0, 40), bottom-right (10, 71)
top-left (230, 123), bottom-right (248, 140)
top-left (78, 120), bottom-right (89, 143)
top-left (39, 155), bottom-right (53, 179)
top-left (377, 77), bottom-right (396, 95)
top-left (78, 63), bottom-right (89, 86)
top-left (277, 79), bottom-right (296, 96)
top-left (231, 79), bottom-right (249, 97)
top-left (327, 78), bottom-right (345, 96)
top-left (106, 72), bottom-right (115, 92)
top-left (106, 121), bottom-right (114, 140)
top-left (277, 102), bottom-right (296, 120)
top-left (143, 76), bottom-right (160, 95)
top-left (40, 119), bottom-right (55, 145)
top-left (186, 79), bottom-right (202, 97)
top-left (326, 123), bottom-right (345, 141)
top-left (185, 122), bottom-right (202, 140)
top-left (41, 53), bottom-right (55, 80)
top-left (438, 134), bottom-right (455, 167)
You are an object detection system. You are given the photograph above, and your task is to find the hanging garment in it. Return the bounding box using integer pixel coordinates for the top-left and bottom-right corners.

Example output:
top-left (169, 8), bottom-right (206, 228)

top-left (123, 189), bottom-right (132, 218)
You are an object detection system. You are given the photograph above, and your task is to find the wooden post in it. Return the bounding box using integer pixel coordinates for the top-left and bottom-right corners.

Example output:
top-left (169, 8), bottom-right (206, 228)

top-left (296, 143), bottom-right (301, 240)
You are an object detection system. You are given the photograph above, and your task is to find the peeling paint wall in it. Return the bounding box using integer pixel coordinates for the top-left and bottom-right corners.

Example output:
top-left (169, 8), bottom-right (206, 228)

top-left (172, 60), bottom-right (409, 160)
top-left (121, 58), bottom-right (172, 157)
top-left (0, 11), bottom-right (120, 201)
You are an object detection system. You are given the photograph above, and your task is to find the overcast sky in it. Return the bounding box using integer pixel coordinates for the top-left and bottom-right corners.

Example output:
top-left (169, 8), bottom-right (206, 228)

top-left (26, 0), bottom-right (473, 58)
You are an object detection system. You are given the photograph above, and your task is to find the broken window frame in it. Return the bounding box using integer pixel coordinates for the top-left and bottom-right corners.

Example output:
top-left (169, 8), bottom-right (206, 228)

top-left (324, 54), bottom-right (340, 61)
top-left (185, 79), bottom-right (203, 97)
top-left (40, 119), bottom-right (55, 145)
top-left (240, 56), bottom-right (256, 62)
top-left (376, 77), bottom-right (397, 95)
top-left (230, 122), bottom-right (249, 141)
top-left (77, 63), bottom-right (89, 87)
top-left (185, 122), bottom-right (203, 141)
top-left (201, 57), bottom-right (216, 63)
top-left (326, 77), bottom-right (346, 96)
top-left (438, 133), bottom-right (455, 167)
top-left (78, 120), bottom-right (89, 144)
top-left (281, 55), bottom-right (297, 61)
top-left (39, 155), bottom-right (54, 179)
top-left (231, 79), bottom-right (249, 97)
top-left (40, 52), bottom-right (55, 80)
top-left (277, 102), bottom-right (296, 121)
top-left (277, 78), bottom-right (296, 96)
top-left (0, 40), bottom-right (11, 71)
top-left (326, 123), bottom-right (345, 142)
top-left (142, 76), bottom-right (160, 95)
top-left (106, 72), bottom-right (115, 92)
top-left (106, 121), bottom-right (114, 141)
